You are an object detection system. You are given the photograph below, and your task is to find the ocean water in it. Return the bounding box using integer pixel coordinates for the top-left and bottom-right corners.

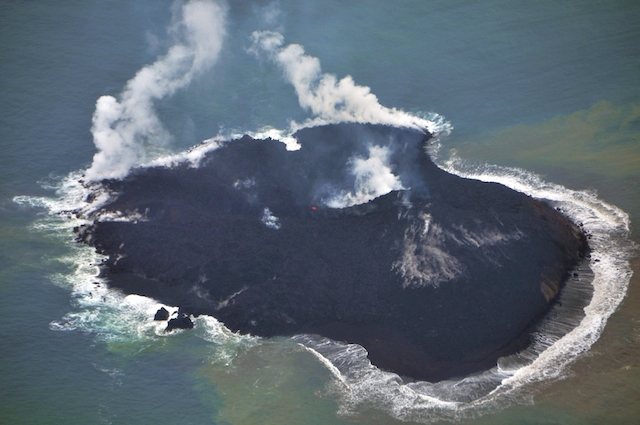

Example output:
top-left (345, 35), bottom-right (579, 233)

top-left (1, 1), bottom-right (639, 424)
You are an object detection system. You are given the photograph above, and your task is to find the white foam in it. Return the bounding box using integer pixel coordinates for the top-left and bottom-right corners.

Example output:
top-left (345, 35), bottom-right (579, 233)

top-left (14, 166), bottom-right (266, 375)
top-left (13, 174), bottom-right (187, 346)
top-left (195, 315), bottom-right (259, 367)
top-left (467, 156), bottom-right (637, 401)
top-left (13, 171), bottom-right (150, 226)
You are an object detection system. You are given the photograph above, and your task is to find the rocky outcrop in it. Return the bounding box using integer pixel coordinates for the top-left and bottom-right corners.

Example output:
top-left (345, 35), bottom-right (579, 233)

top-left (165, 312), bottom-right (194, 332)
top-left (153, 307), bottom-right (170, 321)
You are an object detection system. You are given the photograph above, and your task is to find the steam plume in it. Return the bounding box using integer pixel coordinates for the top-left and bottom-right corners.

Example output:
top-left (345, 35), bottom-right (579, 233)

top-left (250, 31), bottom-right (452, 207)
top-left (326, 145), bottom-right (404, 207)
top-left (85, 0), bottom-right (227, 182)
top-left (249, 31), bottom-right (447, 134)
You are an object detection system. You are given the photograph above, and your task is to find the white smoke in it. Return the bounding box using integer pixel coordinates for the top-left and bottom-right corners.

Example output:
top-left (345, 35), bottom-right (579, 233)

top-left (85, 0), bottom-right (227, 182)
top-left (326, 145), bottom-right (404, 208)
top-left (261, 207), bottom-right (281, 229)
top-left (249, 31), bottom-right (453, 207)
top-left (249, 30), bottom-right (447, 134)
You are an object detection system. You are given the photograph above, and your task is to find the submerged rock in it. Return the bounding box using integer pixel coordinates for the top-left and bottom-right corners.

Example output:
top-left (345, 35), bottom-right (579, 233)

top-left (77, 123), bottom-right (587, 381)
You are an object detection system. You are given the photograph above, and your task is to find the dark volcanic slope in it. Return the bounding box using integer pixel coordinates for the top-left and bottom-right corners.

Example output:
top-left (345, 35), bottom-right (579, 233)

top-left (77, 123), bottom-right (587, 382)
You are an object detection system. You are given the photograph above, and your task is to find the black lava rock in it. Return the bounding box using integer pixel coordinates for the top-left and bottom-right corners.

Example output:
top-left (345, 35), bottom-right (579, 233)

top-left (78, 123), bottom-right (587, 381)
top-left (154, 307), bottom-right (170, 321)
top-left (166, 313), bottom-right (194, 332)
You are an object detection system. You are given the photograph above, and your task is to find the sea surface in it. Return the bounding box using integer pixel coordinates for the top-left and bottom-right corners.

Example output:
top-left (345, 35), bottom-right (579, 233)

top-left (1, 1), bottom-right (639, 424)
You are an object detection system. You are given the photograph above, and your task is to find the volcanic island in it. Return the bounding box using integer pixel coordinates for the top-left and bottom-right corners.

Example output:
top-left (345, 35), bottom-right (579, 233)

top-left (75, 123), bottom-right (587, 382)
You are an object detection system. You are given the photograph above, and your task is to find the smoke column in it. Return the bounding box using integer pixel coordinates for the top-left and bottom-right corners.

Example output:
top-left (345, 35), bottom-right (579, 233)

top-left (326, 145), bottom-right (405, 207)
top-left (249, 30), bottom-right (447, 134)
top-left (85, 0), bottom-right (227, 182)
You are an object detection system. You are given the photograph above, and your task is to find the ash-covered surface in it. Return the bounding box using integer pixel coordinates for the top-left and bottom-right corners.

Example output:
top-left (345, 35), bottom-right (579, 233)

top-left (76, 123), bottom-right (587, 382)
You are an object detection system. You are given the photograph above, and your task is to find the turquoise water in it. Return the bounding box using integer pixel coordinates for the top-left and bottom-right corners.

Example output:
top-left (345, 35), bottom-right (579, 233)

top-left (1, 1), bottom-right (639, 423)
